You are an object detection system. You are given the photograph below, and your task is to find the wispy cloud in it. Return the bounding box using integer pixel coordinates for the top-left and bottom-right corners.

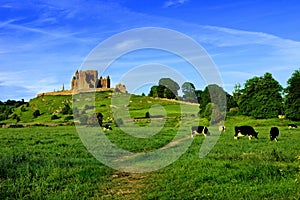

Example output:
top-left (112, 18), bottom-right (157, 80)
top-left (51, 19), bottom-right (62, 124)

top-left (0, 70), bottom-right (63, 100)
top-left (200, 25), bottom-right (300, 48)
top-left (163, 0), bottom-right (189, 8)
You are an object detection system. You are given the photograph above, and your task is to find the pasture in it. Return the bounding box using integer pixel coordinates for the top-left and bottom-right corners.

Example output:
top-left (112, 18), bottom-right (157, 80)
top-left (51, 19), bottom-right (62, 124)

top-left (0, 116), bottom-right (299, 199)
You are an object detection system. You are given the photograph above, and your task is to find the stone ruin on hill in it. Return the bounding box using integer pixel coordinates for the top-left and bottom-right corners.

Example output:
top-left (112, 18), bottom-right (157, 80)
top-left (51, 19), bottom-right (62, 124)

top-left (71, 70), bottom-right (111, 90)
top-left (37, 70), bottom-right (126, 97)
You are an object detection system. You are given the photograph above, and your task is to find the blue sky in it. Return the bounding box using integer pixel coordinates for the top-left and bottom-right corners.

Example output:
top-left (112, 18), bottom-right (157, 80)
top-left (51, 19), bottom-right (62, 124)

top-left (1, 0), bottom-right (300, 101)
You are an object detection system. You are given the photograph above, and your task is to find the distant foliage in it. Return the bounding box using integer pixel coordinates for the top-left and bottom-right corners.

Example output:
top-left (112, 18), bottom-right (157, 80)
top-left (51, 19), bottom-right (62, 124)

top-left (181, 82), bottom-right (197, 103)
top-left (284, 69), bottom-right (300, 120)
top-left (149, 78), bottom-right (180, 99)
top-left (236, 73), bottom-right (283, 119)
top-left (198, 84), bottom-right (227, 122)
top-left (0, 99), bottom-right (26, 121)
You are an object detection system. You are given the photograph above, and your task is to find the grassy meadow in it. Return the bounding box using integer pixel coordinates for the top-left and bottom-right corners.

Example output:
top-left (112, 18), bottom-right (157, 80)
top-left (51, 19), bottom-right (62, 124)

top-left (0, 92), bottom-right (299, 199)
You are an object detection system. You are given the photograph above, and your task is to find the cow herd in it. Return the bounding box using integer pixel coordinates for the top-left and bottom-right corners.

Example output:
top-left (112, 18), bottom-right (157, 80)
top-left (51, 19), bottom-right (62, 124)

top-left (191, 123), bottom-right (298, 141)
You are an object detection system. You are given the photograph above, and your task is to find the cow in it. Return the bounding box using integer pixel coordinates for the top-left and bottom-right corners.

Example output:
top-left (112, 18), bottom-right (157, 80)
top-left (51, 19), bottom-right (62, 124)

top-left (191, 126), bottom-right (210, 137)
top-left (270, 127), bottom-right (279, 142)
top-left (288, 124), bottom-right (297, 129)
top-left (103, 124), bottom-right (112, 131)
top-left (234, 126), bottom-right (258, 140)
top-left (219, 126), bottom-right (226, 132)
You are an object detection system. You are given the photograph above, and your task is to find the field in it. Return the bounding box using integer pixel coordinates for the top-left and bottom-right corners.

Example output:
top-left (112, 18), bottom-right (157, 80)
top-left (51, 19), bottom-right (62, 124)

top-left (1, 118), bottom-right (299, 199)
top-left (0, 93), bottom-right (299, 199)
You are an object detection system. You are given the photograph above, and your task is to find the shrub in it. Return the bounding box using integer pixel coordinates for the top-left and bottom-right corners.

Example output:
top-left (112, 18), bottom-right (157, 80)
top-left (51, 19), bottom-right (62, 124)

top-left (64, 116), bottom-right (74, 121)
top-left (51, 115), bottom-right (60, 120)
top-left (145, 112), bottom-right (151, 118)
top-left (61, 104), bottom-right (72, 115)
top-left (115, 118), bottom-right (124, 127)
top-left (33, 110), bottom-right (41, 118)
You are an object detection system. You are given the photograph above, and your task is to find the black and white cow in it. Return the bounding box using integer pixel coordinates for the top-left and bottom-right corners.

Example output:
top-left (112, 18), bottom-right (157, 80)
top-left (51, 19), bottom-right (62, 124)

top-left (103, 124), bottom-right (112, 131)
top-left (234, 126), bottom-right (258, 140)
top-left (270, 127), bottom-right (279, 141)
top-left (191, 126), bottom-right (210, 137)
top-left (288, 124), bottom-right (297, 129)
top-left (219, 126), bottom-right (226, 132)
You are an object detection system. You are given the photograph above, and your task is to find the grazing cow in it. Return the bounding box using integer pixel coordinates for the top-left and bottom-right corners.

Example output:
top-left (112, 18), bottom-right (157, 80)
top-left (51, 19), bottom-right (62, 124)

top-left (219, 126), bottom-right (226, 132)
top-left (234, 126), bottom-right (258, 140)
top-left (103, 124), bottom-right (112, 131)
top-left (270, 127), bottom-right (279, 141)
top-left (191, 126), bottom-right (210, 137)
top-left (288, 124), bottom-right (297, 129)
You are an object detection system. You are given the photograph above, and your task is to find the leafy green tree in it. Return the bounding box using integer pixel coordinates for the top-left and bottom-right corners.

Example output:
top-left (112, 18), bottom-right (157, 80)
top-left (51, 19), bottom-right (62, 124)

top-left (182, 82), bottom-right (197, 102)
top-left (237, 72), bottom-right (283, 118)
top-left (284, 69), bottom-right (300, 120)
top-left (198, 84), bottom-right (227, 123)
top-left (148, 85), bottom-right (165, 98)
top-left (199, 84), bottom-right (227, 113)
top-left (158, 78), bottom-right (180, 99)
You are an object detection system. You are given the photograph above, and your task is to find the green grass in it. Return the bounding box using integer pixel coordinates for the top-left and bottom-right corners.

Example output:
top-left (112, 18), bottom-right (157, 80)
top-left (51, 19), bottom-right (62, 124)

top-left (1, 117), bottom-right (299, 199)
top-left (0, 126), bottom-right (115, 199)
top-left (0, 93), bottom-right (299, 199)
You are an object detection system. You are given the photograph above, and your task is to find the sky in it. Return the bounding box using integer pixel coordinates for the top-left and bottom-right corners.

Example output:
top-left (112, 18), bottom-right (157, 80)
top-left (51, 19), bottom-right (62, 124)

top-left (1, 0), bottom-right (300, 101)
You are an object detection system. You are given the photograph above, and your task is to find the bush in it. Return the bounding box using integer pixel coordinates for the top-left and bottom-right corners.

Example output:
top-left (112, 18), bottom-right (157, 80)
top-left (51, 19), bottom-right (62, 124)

top-left (33, 110), bottom-right (40, 118)
top-left (145, 112), bottom-right (151, 118)
top-left (115, 118), bottom-right (124, 127)
top-left (61, 104), bottom-right (72, 115)
top-left (64, 116), bottom-right (74, 121)
top-left (51, 115), bottom-right (60, 120)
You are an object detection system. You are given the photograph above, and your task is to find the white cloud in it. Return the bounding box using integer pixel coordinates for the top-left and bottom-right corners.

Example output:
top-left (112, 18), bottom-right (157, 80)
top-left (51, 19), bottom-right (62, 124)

top-left (163, 0), bottom-right (189, 8)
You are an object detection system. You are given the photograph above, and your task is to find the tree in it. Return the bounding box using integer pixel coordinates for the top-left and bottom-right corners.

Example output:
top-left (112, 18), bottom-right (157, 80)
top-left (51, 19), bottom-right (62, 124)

top-left (148, 85), bottom-right (165, 98)
top-left (158, 78), bottom-right (180, 99)
top-left (182, 82), bottom-right (197, 102)
top-left (199, 84), bottom-right (227, 113)
top-left (237, 73), bottom-right (283, 118)
top-left (198, 84), bottom-right (227, 123)
top-left (284, 69), bottom-right (300, 120)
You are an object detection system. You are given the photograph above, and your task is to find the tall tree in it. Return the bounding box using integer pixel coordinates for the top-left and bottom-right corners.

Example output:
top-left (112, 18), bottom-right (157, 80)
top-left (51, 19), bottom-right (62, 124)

top-left (238, 72), bottom-right (283, 118)
top-left (198, 84), bottom-right (227, 123)
top-left (181, 82), bottom-right (197, 102)
top-left (284, 69), bottom-right (300, 120)
top-left (158, 78), bottom-right (180, 99)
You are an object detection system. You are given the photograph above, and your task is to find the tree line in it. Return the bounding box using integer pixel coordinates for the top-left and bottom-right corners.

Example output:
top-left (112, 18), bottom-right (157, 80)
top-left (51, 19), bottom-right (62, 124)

top-left (148, 69), bottom-right (300, 121)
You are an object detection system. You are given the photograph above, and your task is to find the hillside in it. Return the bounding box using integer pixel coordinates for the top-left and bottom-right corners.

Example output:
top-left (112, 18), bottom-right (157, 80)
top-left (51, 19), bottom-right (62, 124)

top-left (0, 91), bottom-right (202, 126)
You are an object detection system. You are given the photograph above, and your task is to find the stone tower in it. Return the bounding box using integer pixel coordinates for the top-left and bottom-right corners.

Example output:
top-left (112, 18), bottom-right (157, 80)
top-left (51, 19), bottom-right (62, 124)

top-left (98, 76), bottom-right (110, 88)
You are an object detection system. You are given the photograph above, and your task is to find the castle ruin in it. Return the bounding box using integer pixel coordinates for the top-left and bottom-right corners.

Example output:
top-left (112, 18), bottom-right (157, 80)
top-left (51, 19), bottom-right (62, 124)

top-left (71, 70), bottom-right (110, 90)
top-left (37, 70), bottom-right (126, 97)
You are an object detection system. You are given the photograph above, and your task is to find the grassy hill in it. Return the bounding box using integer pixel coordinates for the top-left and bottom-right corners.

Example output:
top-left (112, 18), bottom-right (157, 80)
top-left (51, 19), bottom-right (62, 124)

top-left (1, 91), bottom-right (204, 126)
top-left (0, 91), bottom-right (299, 199)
